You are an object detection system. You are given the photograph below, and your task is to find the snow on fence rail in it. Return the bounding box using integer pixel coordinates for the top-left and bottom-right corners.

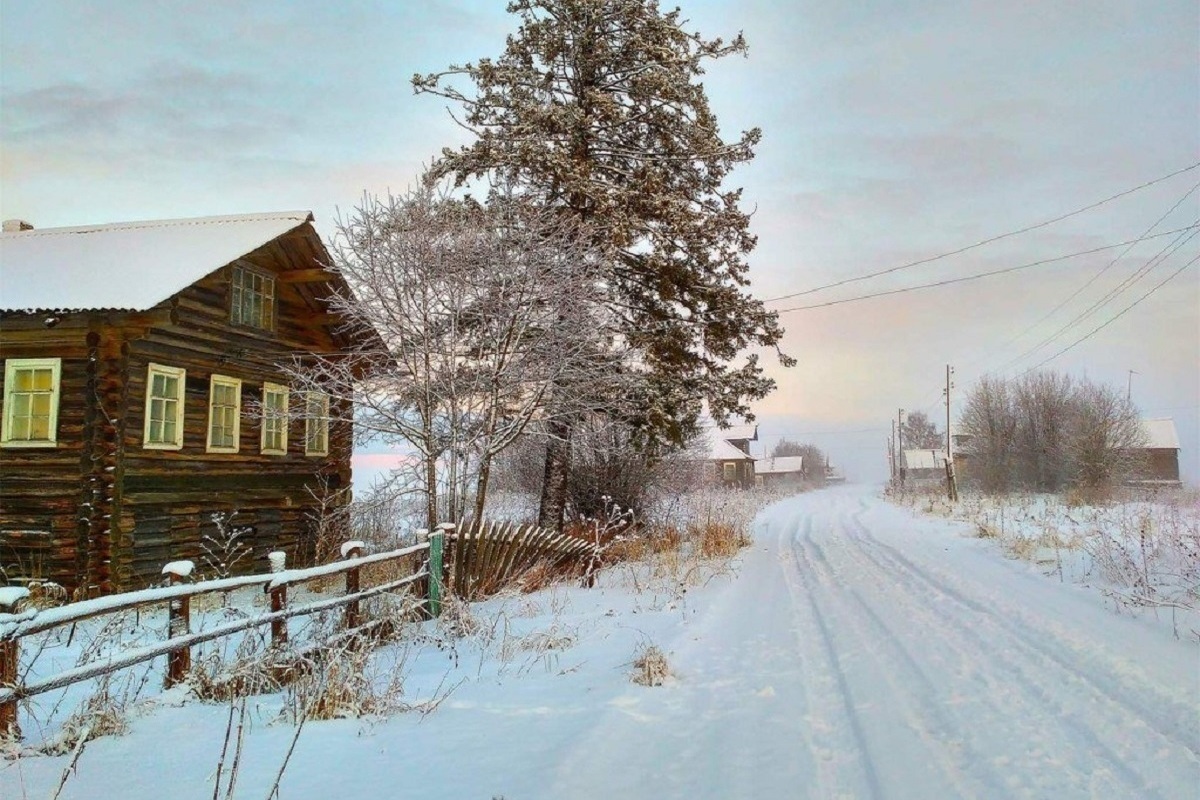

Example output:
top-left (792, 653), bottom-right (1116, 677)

top-left (0, 520), bottom-right (603, 738)
top-left (0, 535), bottom-right (444, 739)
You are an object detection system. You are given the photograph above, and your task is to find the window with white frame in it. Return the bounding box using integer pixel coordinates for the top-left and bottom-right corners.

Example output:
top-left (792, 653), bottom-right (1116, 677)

top-left (144, 363), bottom-right (186, 449)
top-left (231, 265), bottom-right (275, 329)
top-left (722, 462), bottom-right (737, 481)
top-left (206, 375), bottom-right (242, 453)
top-left (2, 358), bottom-right (62, 447)
top-left (261, 383), bottom-right (288, 455)
top-left (304, 391), bottom-right (329, 456)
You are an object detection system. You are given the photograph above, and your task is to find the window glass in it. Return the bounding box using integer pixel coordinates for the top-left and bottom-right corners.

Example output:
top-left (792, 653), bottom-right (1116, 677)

top-left (145, 364), bottom-right (186, 449)
top-left (262, 383), bottom-right (288, 455)
top-left (2, 358), bottom-right (61, 446)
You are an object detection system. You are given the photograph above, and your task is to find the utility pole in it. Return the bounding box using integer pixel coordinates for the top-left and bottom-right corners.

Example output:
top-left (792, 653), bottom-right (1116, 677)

top-left (944, 364), bottom-right (958, 502)
top-left (1127, 369), bottom-right (1139, 402)
top-left (890, 419), bottom-right (897, 480)
top-left (897, 408), bottom-right (905, 488)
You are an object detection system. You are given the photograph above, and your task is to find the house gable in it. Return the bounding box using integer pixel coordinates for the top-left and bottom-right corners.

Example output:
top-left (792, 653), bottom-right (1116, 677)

top-left (0, 212), bottom-right (360, 594)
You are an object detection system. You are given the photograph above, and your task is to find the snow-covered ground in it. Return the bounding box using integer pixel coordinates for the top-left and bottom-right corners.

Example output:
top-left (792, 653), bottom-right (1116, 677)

top-left (3, 484), bottom-right (1197, 799)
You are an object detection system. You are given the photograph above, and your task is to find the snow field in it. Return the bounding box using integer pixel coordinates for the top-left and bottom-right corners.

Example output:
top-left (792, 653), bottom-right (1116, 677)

top-left (2, 483), bottom-right (1197, 799)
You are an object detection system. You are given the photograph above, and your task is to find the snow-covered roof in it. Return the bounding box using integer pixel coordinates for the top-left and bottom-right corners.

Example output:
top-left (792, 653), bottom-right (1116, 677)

top-left (0, 211), bottom-right (314, 313)
top-left (902, 449), bottom-right (949, 470)
top-left (710, 438), bottom-right (753, 461)
top-left (718, 423), bottom-right (758, 442)
top-left (1142, 418), bottom-right (1180, 450)
top-left (756, 456), bottom-right (804, 475)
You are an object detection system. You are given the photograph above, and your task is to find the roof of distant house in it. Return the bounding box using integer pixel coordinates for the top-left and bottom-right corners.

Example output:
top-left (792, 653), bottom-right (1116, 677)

top-left (1142, 418), bottom-right (1180, 450)
top-left (710, 438), bottom-right (754, 461)
top-left (0, 211), bottom-right (315, 313)
top-left (718, 423), bottom-right (758, 442)
top-left (756, 456), bottom-right (804, 475)
top-left (903, 449), bottom-right (949, 470)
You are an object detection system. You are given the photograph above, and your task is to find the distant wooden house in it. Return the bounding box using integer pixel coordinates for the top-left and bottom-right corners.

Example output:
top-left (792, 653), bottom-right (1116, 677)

top-left (708, 423), bottom-right (757, 488)
top-left (1127, 418), bottom-right (1182, 487)
top-left (755, 455), bottom-right (804, 488)
top-left (902, 449), bottom-right (949, 482)
top-left (0, 211), bottom-right (365, 595)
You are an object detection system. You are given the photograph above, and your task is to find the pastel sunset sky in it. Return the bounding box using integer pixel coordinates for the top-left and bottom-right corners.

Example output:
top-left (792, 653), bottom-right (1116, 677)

top-left (2, 0), bottom-right (1197, 483)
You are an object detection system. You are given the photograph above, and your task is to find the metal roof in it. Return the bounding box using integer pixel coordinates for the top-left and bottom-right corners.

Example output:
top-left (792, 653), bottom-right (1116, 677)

top-left (0, 211), bottom-right (314, 313)
top-left (719, 423), bottom-right (758, 442)
top-left (902, 449), bottom-right (949, 470)
top-left (755, 456), bottom-right (804, 475)
top-left (709, 438), bottom-right (754, 461)
top-left (1142, 418), bottom-right (1181, 450)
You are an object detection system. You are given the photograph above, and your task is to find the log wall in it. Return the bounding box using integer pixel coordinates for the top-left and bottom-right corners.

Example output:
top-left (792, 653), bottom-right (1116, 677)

top-left (2, 226), bottom-right (355, 593)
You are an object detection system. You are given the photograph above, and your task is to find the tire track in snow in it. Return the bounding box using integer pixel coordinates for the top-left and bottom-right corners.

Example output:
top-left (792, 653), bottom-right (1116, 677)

top-left (801, 530), bottom-right (1002, 798)
top-left (849, 508), bottom-right (1200, 762)
top-left (819, 504), bottom-right (1174, 799)
top-left (779, 514), bottom-right (885, 800)
top-left (840, 506), bottom-right (1195, 796)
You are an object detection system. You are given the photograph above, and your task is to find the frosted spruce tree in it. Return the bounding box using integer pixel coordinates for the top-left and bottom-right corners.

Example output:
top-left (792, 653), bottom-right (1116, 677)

top-left (415, 0), bottom-right (791, 528)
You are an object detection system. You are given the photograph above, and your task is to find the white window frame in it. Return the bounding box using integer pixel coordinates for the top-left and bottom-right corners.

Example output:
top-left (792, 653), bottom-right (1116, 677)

top-left (143, 363), bottom-right (186, 450)
top-left (231, 264), bottom-right (275, 330)
top-left (722, 462), bottom-right (737, 481)
top-left (206, 375), bottom-right (242, 453)
top-left (1, 358), bottom-right (62, 448)
top-left (304, 391), bottom-right (330, 457)
top-left (261, 382), bottom-right (289, 456)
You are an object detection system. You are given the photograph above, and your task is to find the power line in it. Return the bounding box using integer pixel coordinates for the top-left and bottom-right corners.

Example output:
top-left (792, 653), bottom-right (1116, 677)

top-left (950, 181), bottom-right (1200, 379)
top-left (759, 426), bottom-right (887, 438)
top-left (773, 225), bottom-right (1198, 314)
top-left (765, 162), bottom-right (1200, 303)
top-left (1023, 252), bottom-right (1200, 373)
top-left (996, 223), bottom-right (1199, 372)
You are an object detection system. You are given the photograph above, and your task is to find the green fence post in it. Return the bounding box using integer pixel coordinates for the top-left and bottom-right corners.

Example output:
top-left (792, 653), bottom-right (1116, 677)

top-left (428, 530), bottom-right (444, 617)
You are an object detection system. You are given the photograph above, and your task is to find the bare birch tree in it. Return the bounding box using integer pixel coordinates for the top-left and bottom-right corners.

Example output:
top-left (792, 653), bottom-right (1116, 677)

top-left (959, 371), bottom-right (1147, 495)
top-left (289, 181), bottom-right (624, 530)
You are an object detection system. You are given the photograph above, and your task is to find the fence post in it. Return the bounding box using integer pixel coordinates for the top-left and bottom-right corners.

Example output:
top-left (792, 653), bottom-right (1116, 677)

top-left (0, 587), bottom-right (29, 739)
top-left (267, 551), bottom-right (288, 647)
top-left (428, 524), bottom-right (453, 617)
top-left (342, 541), bottom-right (365, 630)
top-left (161, 561), bottom-right (194, 687)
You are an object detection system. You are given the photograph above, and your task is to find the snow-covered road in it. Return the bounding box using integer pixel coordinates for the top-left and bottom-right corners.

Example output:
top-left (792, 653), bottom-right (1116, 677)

top-left (4, 484), bottom-right (1197, 799)
top-left (548, 485), bottom-right (1199, 799)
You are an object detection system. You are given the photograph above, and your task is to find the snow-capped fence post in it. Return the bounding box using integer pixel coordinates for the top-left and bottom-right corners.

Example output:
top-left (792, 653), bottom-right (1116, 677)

top-left (342, 541), bottom-right (366, 629)
top-left (268, 551), bottom-right (288, 647)
top-left (0, 587), bottom-right (28, 738)
top-left (162, 561), bottom-right (194, 686)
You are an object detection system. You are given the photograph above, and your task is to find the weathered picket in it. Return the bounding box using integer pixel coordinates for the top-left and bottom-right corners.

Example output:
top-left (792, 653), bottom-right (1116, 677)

top-left (447, 520), bottom-right (602, 599)
top-left (0, 535), bottom-right (444, 739)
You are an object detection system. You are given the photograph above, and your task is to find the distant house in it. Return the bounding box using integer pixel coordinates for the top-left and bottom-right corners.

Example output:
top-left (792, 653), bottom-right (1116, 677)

top-left (1127, 418), bottom-right (1182, 487)
top-left (755, 455), bottom-right (804, 488)
top-left (901, 449), bottom-right (949, 482)
top-left (0, 212), bottom-right (369, 595)
top-left (708, 422), bottom-right (757, 488)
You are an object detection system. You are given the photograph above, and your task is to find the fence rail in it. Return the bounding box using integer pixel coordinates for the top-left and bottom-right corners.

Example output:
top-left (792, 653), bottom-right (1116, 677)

top-left (0, 518), bottom-right (603, 739)
top-left (0, 534), bottom-right (444, 738)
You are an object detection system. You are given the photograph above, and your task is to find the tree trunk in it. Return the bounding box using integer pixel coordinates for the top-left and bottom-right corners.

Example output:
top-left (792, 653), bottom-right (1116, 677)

top-left (422, 410), bottom-right (438, 532)
top-left (538, 417), bottom-right (573, 533)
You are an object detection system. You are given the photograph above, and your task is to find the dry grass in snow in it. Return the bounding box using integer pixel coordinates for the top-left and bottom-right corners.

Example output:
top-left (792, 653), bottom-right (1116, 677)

top-left (896, 486), bottom-right (1200, 624)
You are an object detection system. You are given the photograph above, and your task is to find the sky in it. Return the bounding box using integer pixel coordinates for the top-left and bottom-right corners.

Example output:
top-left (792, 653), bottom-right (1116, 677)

top-left (2, 0), bottom-right (1198, 484)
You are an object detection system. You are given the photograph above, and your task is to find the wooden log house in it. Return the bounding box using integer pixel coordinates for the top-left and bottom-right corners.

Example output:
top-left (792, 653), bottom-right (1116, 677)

top-left (0, 211), bottom-right (363, 595)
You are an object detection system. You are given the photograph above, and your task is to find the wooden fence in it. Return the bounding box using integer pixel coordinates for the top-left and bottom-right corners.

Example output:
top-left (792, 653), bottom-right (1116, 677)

top-left (448, 520), bottom-right (602, 599)
top-left (0, 535), bottom-right (443, 738)
top-left (0, 519), bottom-right (602, 739)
